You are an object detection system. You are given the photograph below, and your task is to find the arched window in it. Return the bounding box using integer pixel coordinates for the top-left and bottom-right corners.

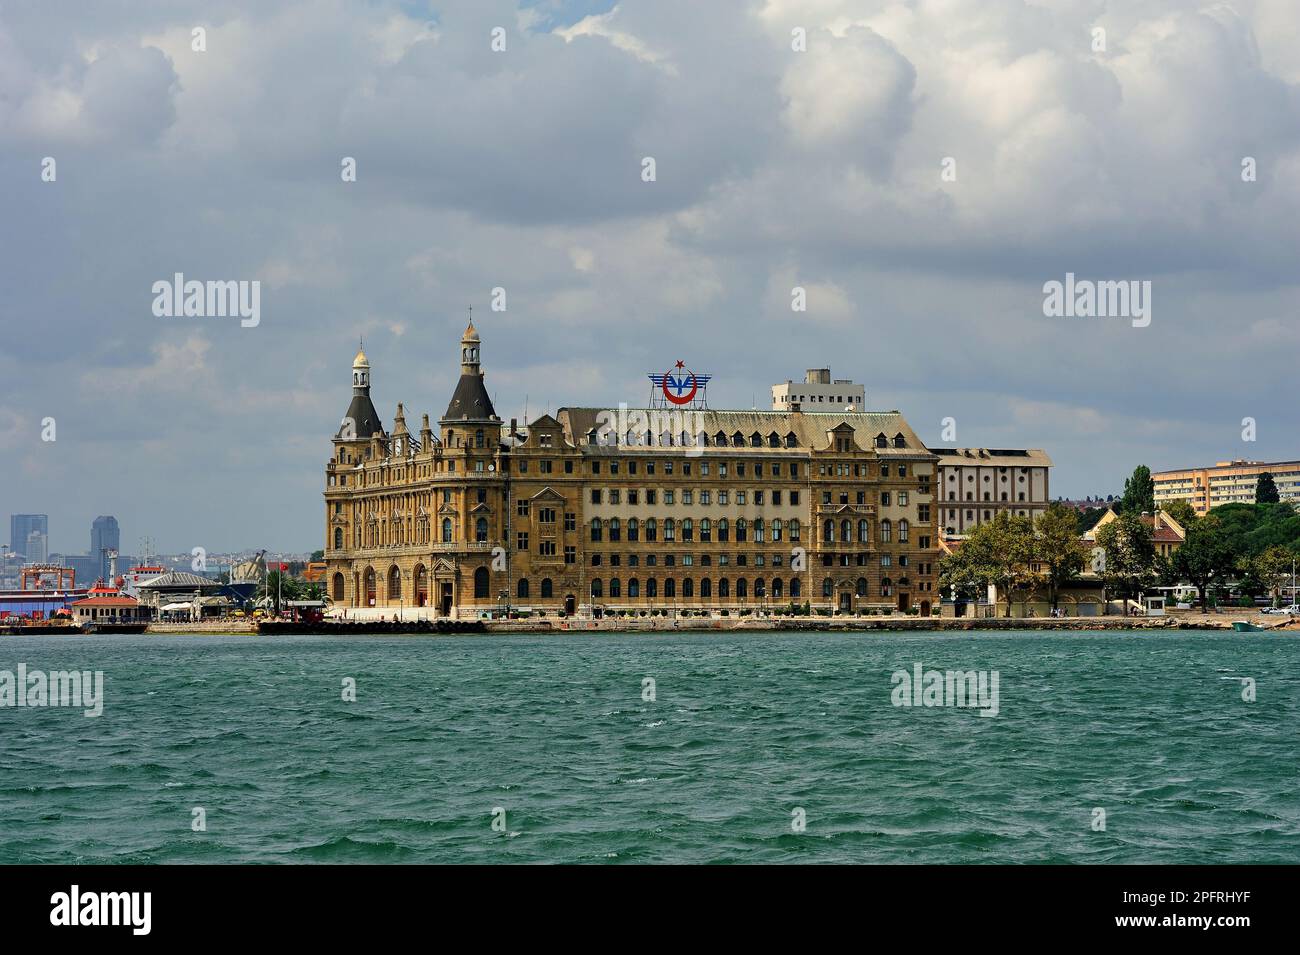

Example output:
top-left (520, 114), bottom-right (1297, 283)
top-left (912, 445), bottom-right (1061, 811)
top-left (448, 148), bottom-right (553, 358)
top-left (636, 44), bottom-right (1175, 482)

top-left (333, 527), bottom-right (343, 550)
top-left (683, 577), bottom-right (694, 597)
top-left (881, 577), bottom-right (893, 596)
top-left (856, 577), bottom-right (868, 597)
top-left (628, 518), bottom-right (639, 542)
top-left (591, 578), bottom-right (603, 598)
top-left (387, 566), bottom-right (402, 600)
top-left (609, 518), bottom-right (621, 542)
top-left (791, 578), bottom-right (801, 598)
top-left (771, 519), bottom-right (783, 542)
top-left (840, 519), bottom-right (851, 542)
top-left (717, 519), bottom-right (729, 542)
top-left (645, 518), bottom-right (657, 542)
top-left (332, 573), bottom-right (345, 602)
top-left (442, 518), bottom-right (453, 543)
top-left (629, 578), bottom-right (640, 598)
top-left (474, 566), bottom-right (489, 598)
top-left (590, 518), bottom-right (603, 542)
top-left (898, 519), bottom-right (909, 543)
top-left (880, 519), bottom-right (892, 543)
top-left (700, 518), bottom-right (712, 542)
top-left (823, 520), bottom-right (834, 543)
top-left (858, 519), bottom-right (869, 543)
top-left (664, 518), bottom-right (676, 542)
top-left (753, 518), bottom-right (765, 543)
top-left (822, 577), bottom-right (833, 597)
top-left (772, 578), bottom-right (783, 599)
top-left (541, 578), bottom-right (553, 598)
top-left (755, 578), bottom-right (766, 597)
top-left (475, 517), bottom-right (488, 543)
top-left (789, 519), bottom-right (801, 541)
top-left (719, 578), bottom-right (730, 597)
top-left (647, 577), bottom-right (658, 598)
top-left (736, 518), bottom-right (747, 542)
top-left (682, 519), bottom-right (693, 541)
top-left (665, 578), bottom-right (676, 598)
top-left (701, 578), bottom-right (712, 597)
top-left (517, 578), bottom-right (530, 598)
top-left (364, 567), bottom-right (376, 605)
top-left (610, 577), bottom-right (621, 598)
top-left (737, 578), bottom-right (748, 598)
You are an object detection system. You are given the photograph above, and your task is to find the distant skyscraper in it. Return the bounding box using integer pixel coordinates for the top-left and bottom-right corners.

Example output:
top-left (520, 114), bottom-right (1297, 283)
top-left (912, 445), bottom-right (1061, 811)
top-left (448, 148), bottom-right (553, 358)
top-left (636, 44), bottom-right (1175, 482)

top-left (91, 515), bottom-right (121, 582)
top-left (10, 514), bottom-right (48, 558)
top-left (25, 529), bottom-right (48, 563)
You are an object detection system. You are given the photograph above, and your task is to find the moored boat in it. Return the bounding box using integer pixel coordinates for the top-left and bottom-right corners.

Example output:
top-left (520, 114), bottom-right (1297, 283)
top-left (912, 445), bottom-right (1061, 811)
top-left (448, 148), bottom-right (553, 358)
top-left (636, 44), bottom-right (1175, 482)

top-left (1232, 620), bottom-right (1265, 632)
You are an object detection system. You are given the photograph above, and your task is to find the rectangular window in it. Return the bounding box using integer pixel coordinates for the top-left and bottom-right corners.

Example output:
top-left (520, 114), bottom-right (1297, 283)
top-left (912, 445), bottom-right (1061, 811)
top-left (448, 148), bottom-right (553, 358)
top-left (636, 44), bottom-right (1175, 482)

top-left (881, 492), bottom-right (891, 506)
top-left (665, 490), bottom-right (675, 505)
top-left (564, 546), bottom-right (576, 564)
top-left (754, 490), bottom-right (764, 505)
top-left (647, 489), bottom-right (657, 505)
top-left (719, 490), bottom-right (729, 505)
top-left (628, 490), bottom-right (639, 505)
top-left (540, 541), bottom-right (557, 557)
top-left (564, 512), bottom-right (576, 531)
top-left (610, 461), bottom-right (619, 475)
top-left (609, 489), bottom-right (621, 504)
top-left (772, 490), bottom-right (781, 505)
top-left (683, 490), bottom-right (693, 505)
top-left (701, 490), bottom-right (712, 505)
top-left (790, 491), bottom-right (799, 506)
top-left (518, 460), bottom-right (528, 473)
top-left (540, 460), bottom-right (553, 474)
top-left (517, 532), bottom-right (529, 551)
top-left (737, 491), bottom-right (747, 505)
top-left (517, 499), bottom-right (530, 517)
top-left (590, 489), bottom-right (602, 505)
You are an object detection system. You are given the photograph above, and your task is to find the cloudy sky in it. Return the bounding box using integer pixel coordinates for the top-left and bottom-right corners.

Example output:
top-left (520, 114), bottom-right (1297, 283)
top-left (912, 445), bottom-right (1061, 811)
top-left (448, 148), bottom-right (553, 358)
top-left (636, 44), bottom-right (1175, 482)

top-left (2, 0), bottom-right (1298, 555)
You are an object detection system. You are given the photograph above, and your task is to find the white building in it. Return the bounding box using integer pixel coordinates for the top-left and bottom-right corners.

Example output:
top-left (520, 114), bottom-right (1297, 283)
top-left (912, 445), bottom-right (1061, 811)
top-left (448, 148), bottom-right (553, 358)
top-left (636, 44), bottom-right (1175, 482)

top-left (934, 448), bottom-right (1053, 534)
top-left (772, 369), bottom-right (865, 411)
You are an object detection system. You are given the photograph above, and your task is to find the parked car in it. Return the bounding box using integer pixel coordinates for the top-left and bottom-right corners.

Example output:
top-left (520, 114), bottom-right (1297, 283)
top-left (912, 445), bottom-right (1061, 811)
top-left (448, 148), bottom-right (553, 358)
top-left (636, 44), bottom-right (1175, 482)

top-left (1261, 606), bottom-right (1297, 615)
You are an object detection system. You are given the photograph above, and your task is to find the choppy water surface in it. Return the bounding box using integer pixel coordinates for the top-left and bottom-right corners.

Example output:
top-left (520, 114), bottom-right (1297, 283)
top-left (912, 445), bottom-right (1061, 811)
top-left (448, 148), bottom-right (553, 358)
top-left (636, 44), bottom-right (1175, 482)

top-left (1, 631), bottom-right (1296, 863)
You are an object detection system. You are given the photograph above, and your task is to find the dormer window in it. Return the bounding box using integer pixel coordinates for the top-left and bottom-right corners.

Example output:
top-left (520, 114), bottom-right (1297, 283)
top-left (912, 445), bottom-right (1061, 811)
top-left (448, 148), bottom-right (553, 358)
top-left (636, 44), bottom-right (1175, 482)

top-left (875, 433), bottom-right (888, 448)
top-left (893, 433), bottom-right (906, 448)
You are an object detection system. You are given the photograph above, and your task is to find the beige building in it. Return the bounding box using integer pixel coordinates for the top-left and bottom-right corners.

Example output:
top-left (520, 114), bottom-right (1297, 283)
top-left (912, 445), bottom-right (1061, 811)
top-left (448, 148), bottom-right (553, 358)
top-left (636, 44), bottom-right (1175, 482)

top-left (1153, 459), bottom-right (1300, 514)
top-left (324, 322), bottom-right (942, 619)
top-left (934, 448), bottom-right (1053, 535)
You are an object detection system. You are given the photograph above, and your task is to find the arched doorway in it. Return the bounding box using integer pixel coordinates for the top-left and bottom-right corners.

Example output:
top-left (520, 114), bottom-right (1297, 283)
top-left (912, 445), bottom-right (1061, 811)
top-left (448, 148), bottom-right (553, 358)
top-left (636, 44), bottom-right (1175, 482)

top-left (473, 566), bottom-right (489, 599)
top-left (331, 573), bottom-right (345, 603)
top-left (414, 565), bottom-right (428, 607)
top-left (363, 567), bottom-right (376, 607)
top-left (387, 566), bottom-right (401, 602)
top-left (920, 599), bottom-right (931, 616)
top-left (564, 594), bottom-right (575, 615)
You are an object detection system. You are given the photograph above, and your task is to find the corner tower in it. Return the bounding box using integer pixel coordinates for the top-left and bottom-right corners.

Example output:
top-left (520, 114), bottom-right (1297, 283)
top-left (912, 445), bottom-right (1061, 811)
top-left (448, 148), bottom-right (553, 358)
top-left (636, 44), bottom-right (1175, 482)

top-left (441, 318), bottom-right (498, 425)
top-left (338, 343), bottom-right (385, 441)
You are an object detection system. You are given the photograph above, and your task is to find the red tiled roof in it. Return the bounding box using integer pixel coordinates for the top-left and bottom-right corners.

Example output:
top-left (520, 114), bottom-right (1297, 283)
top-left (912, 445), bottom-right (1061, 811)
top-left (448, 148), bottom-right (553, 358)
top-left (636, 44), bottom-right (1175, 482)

top-left (71, 597), bottom-right (140, 608)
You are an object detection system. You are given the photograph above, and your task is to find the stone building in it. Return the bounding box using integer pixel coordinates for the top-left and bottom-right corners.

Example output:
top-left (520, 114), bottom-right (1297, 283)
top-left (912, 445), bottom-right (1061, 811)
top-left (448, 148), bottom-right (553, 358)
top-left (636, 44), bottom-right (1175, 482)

top-left (324, 322), bottom-right (941, 619)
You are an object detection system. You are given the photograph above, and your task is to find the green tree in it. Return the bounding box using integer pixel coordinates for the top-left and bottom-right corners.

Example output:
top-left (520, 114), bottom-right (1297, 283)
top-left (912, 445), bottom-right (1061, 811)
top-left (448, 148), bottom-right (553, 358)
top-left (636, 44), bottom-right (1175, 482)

top-left (1159, 498), bottom-right (1199, 529)
top-left (1244, 544), bottom-right (1291, 605)
top-left (1095, 512), bottom-right (1157, 610)
top-left (1255, 472), bottom-right (1280, 504)
top-left (1170, 515), bottom-right (1238, 612)
top-left (1037, 503), bottom-right (1089, 612)
top-left (1119, 465), bottom-right (1155, 515)
top-left (310, 549), bottom-right (325, 562)
top-left (939, 512), bottom-right (1036, 617)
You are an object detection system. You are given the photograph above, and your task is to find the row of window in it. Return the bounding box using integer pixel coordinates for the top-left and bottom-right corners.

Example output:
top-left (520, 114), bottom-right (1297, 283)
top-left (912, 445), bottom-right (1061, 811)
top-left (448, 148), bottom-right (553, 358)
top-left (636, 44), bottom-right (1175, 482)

top-left (585, 429), bottom-right (912, 450)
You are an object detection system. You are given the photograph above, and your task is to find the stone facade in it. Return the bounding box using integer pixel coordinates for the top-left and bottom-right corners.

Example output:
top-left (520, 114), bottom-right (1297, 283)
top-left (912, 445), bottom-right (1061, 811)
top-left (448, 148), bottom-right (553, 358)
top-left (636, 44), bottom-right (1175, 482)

top-left (324, 323), bottom-right (941, 618)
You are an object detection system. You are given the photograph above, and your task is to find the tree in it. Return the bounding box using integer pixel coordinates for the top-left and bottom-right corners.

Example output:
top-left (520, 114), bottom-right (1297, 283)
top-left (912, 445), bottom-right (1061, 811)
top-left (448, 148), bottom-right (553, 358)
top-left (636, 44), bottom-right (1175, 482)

top-left (1255, 472), bottom-right (1280, 505)
top-left (1037, 503), bottom-right (1089, 611)
top-left (1120, 465), bottom-right (1155, 515)
top-left (310, 549), bottom-right (325, 562)
top-left (1170, 515), bottom-right (1238, 612)
top-left (1160, 498), bottom-right (1199, 529)
top-left (939, 512), bottom-right (1036, 617)
top-left (1095, 512), bottom-right (1157, 610)
top-left (1244, 545), bottom-right (1291, 606)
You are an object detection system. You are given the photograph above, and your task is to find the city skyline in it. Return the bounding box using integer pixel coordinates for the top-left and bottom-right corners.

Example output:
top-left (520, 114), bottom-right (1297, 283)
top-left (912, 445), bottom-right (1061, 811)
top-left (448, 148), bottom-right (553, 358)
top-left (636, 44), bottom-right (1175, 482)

top-left (3, 0), bottom-right (1298, 553)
